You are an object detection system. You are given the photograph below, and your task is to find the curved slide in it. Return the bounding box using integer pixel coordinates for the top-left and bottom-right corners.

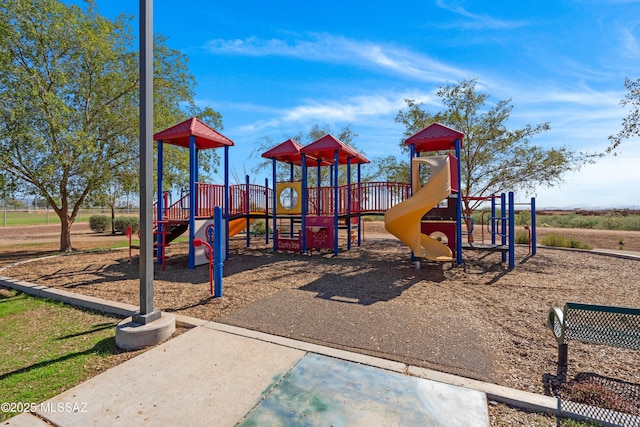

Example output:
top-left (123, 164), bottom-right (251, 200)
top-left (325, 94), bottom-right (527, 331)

top-left (384, 155), bottom-right (453, 262)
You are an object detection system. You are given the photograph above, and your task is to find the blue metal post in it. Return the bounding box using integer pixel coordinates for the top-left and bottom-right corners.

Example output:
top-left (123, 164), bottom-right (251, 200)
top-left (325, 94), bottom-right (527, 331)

top-left (290, 162), bottom-right (294, 236)
top-left (357, 163), bottom-right (362, 246)
top-left (188, 135), bottom-right (197, 269)
top-left (213, 206), bottom-right (223, 298)
top-left (333, 150), bottom-right (339, 256)
top-left (272, 158), bottom-right (277, 251)
top-left (265, 178), bottom-right (269, 245)
top-left (501, 193), bottom-right (507, 263)
top-left (531, 197), bottom-right (537, 255)
top-left (455, 138), bottom-right (463, 265)
top-left (245, 175), bottom-right (250, 248)
top-left (195, 149), bottom-right (199, 182)
top-left (491, 195), bottom-right (497, 245)
top-left (508, 191), bottom-right (515, 268)
top-left (301, 154), bottom-right (307, 253)
top-left (317, 159), bottom-right (322, 215)
top-left (347, 158), bottom-right (352, 250)
top-left (409, 144), bottom-right (417, 262)
top-left (224, 145), bottom-right (230, 260)
top-left (409, 144), bottom-right (415, 194)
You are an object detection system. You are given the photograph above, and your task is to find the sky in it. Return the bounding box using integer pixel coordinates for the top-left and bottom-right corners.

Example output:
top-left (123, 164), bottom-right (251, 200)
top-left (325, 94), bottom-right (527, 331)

top-left (70, 0), bottom-right (639, 209)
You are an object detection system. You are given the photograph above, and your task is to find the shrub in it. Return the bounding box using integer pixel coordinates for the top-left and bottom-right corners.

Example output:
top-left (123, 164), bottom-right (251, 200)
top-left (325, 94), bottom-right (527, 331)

top-left (88, 215), bottom-right (110, 233)
top-left (253, 220), bottom-right (266, 236)
top-left (540, 233), bottom-right (592, 250)
top-left (534, 212), bottom-right (640, 231)
top-left (515, 230), bottom-right (530, 244)
top-left (514, 210), bottom-right (531, 226)
top-left (114, 216), bottom-right (139, 234)
top-left (619, 215), bottom-right (640, 231)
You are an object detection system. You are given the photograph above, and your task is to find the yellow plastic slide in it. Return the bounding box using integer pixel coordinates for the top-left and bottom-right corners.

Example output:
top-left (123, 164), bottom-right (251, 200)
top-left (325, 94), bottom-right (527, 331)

top-left (384, 155), bottom-right (453, 261)
top-left (228, 214), bottom-right (260, 237)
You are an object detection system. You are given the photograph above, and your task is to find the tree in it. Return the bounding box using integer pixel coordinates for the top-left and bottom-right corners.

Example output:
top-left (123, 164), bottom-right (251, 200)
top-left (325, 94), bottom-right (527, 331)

top-left (88, 163), bottom-right (138, 234)
top-left (370, 156), bottom-right (410, 183)
top-left (0, 0), bottom-right (220, 251)
top-left (609, 77), bottom-right (640, 153)
top-left (395, 78), bottom-right (595, 218)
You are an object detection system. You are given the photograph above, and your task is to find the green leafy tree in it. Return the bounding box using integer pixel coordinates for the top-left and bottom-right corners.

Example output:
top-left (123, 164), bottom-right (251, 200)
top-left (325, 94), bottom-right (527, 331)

top-left (395, 78), bottom-right (596, 219)
top-left (609, 77), bottom-right (640, 153)
top-left (370, 155), bottom-right (410, 183)
top-left (88, 164), bottom-right (138, 234)
top-left (0, 0), bottom-right (221, 251)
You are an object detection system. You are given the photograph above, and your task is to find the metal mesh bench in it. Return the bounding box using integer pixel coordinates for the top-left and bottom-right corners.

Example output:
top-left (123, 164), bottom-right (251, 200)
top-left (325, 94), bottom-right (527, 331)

top-left (547, 302), bottom-right (640, 379)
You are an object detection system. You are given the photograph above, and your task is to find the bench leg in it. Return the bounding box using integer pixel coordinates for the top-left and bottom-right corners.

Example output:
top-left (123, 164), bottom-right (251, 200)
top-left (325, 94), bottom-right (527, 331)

top-left (557, 343), bottom-right (568, 381)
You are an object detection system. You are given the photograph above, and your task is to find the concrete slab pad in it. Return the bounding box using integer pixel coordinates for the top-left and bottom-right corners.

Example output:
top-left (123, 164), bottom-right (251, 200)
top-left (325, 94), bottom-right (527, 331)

top-left (240, 353), bottom-right (489, 426)
top-left (35, 327), bottom-right (305, 427)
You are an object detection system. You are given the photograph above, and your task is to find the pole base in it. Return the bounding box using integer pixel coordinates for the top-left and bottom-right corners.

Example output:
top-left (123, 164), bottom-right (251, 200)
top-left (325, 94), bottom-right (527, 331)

top-left (116, 312), bottom-right (176, 351)
top-left (133, 309), bottom-right (161, 325)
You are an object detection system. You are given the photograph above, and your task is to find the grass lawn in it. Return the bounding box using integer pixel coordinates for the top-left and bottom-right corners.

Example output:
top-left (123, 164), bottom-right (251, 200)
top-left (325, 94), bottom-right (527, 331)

top-left (0, 210), bottom-right (138, 227)
top-left (0, 288), bottom-right (128, 422)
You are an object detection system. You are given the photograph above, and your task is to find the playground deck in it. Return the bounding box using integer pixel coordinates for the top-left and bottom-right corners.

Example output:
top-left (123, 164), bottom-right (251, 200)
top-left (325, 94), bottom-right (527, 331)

top-left (157, 181), bottom-right (411, 221)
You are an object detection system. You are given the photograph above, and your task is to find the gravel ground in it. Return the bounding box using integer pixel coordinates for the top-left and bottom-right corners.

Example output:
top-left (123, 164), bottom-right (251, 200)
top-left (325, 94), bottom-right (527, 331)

top-left (1, 222), bottom-right (639, 425)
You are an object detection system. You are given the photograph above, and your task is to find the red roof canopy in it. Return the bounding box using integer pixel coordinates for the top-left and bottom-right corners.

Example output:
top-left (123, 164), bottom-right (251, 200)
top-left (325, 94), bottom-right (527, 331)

top-left (300, 134), bottom-right (370, 165)
top-left (261, 139), bottom-right (305, 165)
top-left (405, 123), bottom-right (464, 153)
top-left (261, 139), bottom-right (333, 166)
top-left (153, 117), bottom-right (234, 149)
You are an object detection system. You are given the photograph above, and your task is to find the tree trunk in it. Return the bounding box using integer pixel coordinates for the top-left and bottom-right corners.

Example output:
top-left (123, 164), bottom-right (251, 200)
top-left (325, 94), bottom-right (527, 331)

top-left (60, 215), bottom-right (74, 252)
top-left (111, 203), bottom-right (116, 235)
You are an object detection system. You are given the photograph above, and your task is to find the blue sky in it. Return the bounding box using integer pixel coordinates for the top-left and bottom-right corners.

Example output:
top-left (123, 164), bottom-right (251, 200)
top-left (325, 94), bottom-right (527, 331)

top-left (74, 0), bottom-right (638, 208)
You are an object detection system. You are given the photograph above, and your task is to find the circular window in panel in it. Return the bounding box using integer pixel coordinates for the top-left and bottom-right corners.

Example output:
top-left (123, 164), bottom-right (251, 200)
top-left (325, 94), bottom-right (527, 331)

top-left (279, 186), bottom-right (299, 211)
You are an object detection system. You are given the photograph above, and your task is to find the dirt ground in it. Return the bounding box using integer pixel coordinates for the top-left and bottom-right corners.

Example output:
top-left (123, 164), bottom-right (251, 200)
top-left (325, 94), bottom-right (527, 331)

top-left (1, 222), bottom-right (639, 425)
top-left (2, 220), bottom-right (640, 262)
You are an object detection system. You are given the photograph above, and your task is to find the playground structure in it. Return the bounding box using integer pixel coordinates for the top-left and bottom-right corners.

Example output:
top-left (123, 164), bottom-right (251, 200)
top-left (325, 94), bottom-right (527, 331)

top-left (149, 118), bottom-right (536, 285)
top-left (384, 155), bottom-right (455, 262)
top-left (262, 134), bottom-right (371, 256)
top-left (385, 124), bottom-right (538, 267)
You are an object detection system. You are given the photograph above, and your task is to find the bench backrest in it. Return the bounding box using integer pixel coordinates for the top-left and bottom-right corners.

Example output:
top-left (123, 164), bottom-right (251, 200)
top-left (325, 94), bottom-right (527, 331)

top-left (565, 302), bottom-right (640, 350)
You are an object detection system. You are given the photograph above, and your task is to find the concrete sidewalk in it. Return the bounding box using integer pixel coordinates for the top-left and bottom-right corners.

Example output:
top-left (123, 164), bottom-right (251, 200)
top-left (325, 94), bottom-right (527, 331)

top-left (13, 315), bottom-right (640, 427)
top-left (4, 322), bottom-right (493, 426)
top-left (1, 275), bottom-right (565, 426)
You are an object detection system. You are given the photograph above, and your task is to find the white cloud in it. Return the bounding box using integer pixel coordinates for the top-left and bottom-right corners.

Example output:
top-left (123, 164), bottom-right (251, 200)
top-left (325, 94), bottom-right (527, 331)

top-left (487, 80), bottom-right (627, 150)
top-left (205, 33), bottom-right (469, 83)
top-left (282, 94), bottom-right (405, 122)
top-left (435, 0), bottom-right (530, 29)
top-left (621, 22), bottom-right (640, 57)
top-left (231, 91), bottom-right (440, 136)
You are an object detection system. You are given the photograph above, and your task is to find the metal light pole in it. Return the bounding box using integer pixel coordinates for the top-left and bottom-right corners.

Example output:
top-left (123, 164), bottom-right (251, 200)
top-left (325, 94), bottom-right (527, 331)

top-left (134, 0), bottom-right (160, 324)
